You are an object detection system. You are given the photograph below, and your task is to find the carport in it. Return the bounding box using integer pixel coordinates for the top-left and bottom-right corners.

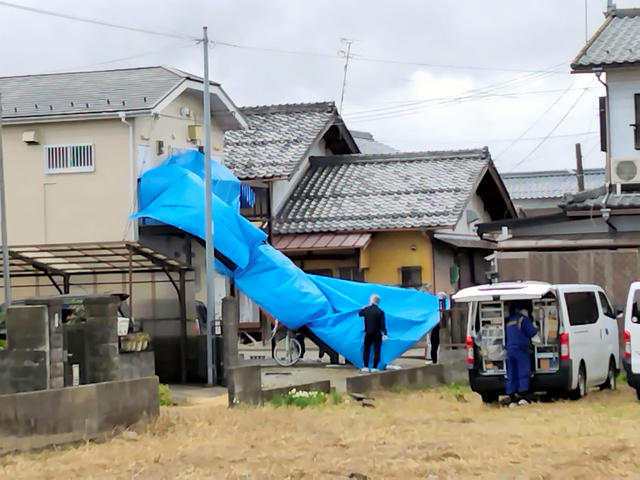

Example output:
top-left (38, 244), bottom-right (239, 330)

top-left (0, 241), bottom-right (193, 382)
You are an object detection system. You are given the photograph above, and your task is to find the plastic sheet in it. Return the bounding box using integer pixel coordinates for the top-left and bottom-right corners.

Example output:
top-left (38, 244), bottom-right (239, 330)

top-left (133, 152), bottom-right (440, 368)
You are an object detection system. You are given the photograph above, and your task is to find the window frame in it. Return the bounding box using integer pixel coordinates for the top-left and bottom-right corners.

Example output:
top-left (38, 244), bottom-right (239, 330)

top-left (597, 291), bottom-right (614, 318)
top-left (400, 266), bottom-right (422, 288)
top-left (564, 291), bottom-right (599, 326)
top-left (43, 143), bottom-right (95, 174)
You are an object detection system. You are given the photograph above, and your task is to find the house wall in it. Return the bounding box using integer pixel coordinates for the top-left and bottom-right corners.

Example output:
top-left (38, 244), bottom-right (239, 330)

top-left (453, 193), bottom-right (492, 234)
top-left (360, 231), bottom-right (432, 287)
top-left (271, 140), bottom-right (327, 215)
top-left (134, 90), bottom-right (226, 177)
top-left (2, 119), bottom-right (130, 244)
top-left (607, 68), bottom-right (640, 162)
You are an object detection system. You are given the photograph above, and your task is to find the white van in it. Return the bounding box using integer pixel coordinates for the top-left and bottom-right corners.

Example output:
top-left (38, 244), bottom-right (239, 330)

top-left (622, 282), bottom-right (640, 399)
top-left (453, 282), bottom-right (620, 403)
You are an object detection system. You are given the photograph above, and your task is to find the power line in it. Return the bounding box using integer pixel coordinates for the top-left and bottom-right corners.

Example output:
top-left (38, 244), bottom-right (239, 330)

top-left (505, 77), bottom-right (596, 172)
top-left (495, 81), bottom-right (576, 160)
top-left (0, 0), bottom-right (198, 41)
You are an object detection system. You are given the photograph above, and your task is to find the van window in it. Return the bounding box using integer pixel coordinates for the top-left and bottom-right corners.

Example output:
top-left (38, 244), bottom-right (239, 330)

top-left (598, 292), bottom-right (614, 318)
top-left (633, 290), bottom-right (640, 319)
top-left (565, 292), bottom-right (599, 326)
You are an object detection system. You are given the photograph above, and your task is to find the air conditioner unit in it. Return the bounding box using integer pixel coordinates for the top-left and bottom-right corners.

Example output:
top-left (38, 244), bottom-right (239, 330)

top-left (611, 157), bottom-right (640, 185)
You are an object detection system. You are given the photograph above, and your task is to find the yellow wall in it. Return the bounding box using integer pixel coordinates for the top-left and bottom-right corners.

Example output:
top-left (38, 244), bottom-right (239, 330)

top-left (361, 231), bottom-right (432, 288)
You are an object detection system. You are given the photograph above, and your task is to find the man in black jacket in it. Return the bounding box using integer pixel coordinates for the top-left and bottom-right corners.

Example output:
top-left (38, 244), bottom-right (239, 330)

top-left (359, 294), bottom-right (387, 372)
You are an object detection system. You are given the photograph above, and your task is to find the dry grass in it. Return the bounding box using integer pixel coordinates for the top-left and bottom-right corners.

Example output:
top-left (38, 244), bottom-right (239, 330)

top-left (2, 384), bottom-right (640, 479)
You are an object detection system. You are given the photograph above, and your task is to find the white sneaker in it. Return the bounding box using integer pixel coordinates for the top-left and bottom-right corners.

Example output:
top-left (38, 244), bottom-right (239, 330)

top-left (360, 367), bottom-right (369, 373)
top-left (371, 368), bottom-right (379, 372)
top-left (508, 402), bottom-right (517, 408)
top-left (518, 398), bottom-right (529, 406)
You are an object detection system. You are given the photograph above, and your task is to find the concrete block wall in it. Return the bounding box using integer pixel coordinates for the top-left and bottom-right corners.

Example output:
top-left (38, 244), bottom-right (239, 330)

top-left (0, 306), bottom-right (51, 394)
top-left (83, 297), bottom-right (120, 383)
top-left (25, 298), bottom-right (65, 389)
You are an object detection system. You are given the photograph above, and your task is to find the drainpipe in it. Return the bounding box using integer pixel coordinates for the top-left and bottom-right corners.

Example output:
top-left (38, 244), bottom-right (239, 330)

top-left (595, 71), bottom-right (612, 207)
top-left (119, 113), bottom-right (137, 241)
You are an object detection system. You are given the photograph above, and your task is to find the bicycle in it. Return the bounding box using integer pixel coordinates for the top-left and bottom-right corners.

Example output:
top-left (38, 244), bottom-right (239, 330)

top-left (270, 320), bottom-right (302, 367)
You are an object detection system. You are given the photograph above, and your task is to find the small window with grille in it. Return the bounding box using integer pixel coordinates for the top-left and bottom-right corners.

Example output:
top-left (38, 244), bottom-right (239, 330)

top-left (44, 144), bottom-right (95, 174)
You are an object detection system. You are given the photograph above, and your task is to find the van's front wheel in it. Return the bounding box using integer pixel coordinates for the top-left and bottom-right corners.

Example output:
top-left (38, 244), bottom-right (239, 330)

top-left (570, 364), bottom-right (587, 400)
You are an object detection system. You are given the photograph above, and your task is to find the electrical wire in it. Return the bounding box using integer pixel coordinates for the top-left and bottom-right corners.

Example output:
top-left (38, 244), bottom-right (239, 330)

top-left (0, 0), bottom-right (198, 41)
top-left (505, 77), bottom-right (596, 172)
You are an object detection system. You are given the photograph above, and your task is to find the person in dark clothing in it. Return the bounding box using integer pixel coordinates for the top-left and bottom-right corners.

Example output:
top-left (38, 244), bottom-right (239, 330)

top-left (430, 323), bottom-right (440, 364)
top-left (359, 294), bottom-right (387, 372)
top-left (505, 302), bottom-right (538, 407)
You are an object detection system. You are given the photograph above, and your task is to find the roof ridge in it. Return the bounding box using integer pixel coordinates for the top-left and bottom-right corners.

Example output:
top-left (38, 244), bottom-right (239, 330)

top-left (310, 148), bottom-right (489, 165)
top-left (0, 65), bottom-right (180, 81)
top-left (502, 168), bottom-right (605, 178)
top-left (240, 101), bottom-right (336, 115)
top-left (290, 187), bottom-right (465, 200)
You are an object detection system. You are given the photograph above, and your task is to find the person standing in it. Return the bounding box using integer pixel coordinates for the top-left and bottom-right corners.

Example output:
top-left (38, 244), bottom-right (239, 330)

top-left (505, 303), bottom-right (538, 407)
top-left (359, 294), bottom-right (387, 372)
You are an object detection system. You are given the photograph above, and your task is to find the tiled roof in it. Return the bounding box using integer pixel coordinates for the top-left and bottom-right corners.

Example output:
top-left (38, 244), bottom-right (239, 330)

top-left (572, 9), bottom-right (640, 70)
top-left (502, 169), bottom-right (605, 200)
top-left (274, 149), bottom-right (491, 234)
top-left (0, 66), bottom-right (200, 120)
top-left (224, 102), bottom-right (340, 180)
top-left (350, 130), bottom-right (398, 154)
top-left (561, 185), bottom-right (640, 211)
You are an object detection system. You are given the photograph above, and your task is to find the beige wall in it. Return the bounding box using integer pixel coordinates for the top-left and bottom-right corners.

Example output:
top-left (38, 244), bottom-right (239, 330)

top-left (3, 119), bottom-right (130, 244)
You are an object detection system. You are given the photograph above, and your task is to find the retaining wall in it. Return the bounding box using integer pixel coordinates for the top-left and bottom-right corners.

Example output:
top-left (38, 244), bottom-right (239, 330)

top-left (346, 364), bottom-right (446, 394)
top-left (0, 376), bottom-right (159, 454)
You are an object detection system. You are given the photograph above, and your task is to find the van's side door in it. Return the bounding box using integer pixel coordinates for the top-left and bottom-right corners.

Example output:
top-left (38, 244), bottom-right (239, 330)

top-left (564, 290), bottom-right (605, 385)
top-left (597, 290), bottom-right (619, 370)
top-left (627, 287), bottom-right (640, 374)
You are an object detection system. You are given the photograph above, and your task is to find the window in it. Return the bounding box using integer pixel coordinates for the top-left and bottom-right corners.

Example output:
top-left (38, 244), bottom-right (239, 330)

top-left (338, 266), bottom-right (363, 282)
top-left (565, 291), bottom-right (599, 326)
top-left (598, 291), bottom-right (614, 318)
top-left (305, 269), bottom-right (333, 277)
top-left (44, 144), bottom-right (94, 173)
top-left (401, 266), bottom-right (422, 287)
top-left (632, 290), bottom-right (640, 319)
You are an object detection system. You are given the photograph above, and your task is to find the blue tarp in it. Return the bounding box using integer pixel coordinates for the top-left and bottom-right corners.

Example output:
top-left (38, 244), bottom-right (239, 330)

top-left (132, 151), bottom-right (440, 368)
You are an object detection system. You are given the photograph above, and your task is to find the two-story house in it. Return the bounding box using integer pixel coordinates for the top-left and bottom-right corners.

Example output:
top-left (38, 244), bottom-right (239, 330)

top-left (0, 66), bottom-right (247, 381)
top-left (477, 7), bottom-right (640, 307)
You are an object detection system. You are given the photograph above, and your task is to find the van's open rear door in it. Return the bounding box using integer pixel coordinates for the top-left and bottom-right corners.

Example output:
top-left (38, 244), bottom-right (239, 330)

top-left (453, 282), bottom-right (552, 303)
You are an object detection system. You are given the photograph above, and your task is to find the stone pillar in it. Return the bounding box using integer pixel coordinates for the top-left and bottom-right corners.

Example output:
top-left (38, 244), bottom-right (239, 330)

top-left (83, 296), bottom-right (120, 383)
top-left (227, 365), bottom-right (262, 407)
top-left (222, 296), bottom-right (239, 385)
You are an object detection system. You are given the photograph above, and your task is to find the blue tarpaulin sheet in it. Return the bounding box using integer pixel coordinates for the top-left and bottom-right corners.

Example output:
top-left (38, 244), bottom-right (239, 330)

top-left (133, 151), bottom-right (440, 368)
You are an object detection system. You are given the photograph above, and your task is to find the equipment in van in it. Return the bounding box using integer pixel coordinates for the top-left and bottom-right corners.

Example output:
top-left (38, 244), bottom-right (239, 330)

top-left (453, 282), bottom-right (620, 404)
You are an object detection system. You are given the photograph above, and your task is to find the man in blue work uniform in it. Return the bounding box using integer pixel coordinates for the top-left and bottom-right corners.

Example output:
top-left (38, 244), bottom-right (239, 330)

top-left (505, 302), bottom-right (538, 407)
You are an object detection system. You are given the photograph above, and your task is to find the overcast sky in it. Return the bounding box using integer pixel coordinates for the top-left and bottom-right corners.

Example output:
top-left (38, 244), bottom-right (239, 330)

top-left (0, 0), bottom-right (632, 172)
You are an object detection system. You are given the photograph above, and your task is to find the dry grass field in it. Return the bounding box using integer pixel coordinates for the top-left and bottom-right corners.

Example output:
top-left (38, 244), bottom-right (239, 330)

top-left (1, 382), bottom-right (639, 479)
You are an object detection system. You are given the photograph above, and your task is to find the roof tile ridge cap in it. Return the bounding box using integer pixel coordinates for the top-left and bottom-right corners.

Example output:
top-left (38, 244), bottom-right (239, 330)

top-left (0, 65), bottom-right (169, 81)
top-left (310, 149), bottom-right (487, 164)
top-left (240, 101), bottom-right (336, 114)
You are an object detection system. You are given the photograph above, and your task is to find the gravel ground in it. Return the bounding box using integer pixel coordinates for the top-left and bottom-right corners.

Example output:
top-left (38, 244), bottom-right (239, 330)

top-left (2, 382), bottom-right (639, 479)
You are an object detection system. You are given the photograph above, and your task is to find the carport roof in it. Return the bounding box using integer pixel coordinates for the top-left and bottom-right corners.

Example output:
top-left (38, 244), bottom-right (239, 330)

top-left (0, 241), bottom-right (189, 278)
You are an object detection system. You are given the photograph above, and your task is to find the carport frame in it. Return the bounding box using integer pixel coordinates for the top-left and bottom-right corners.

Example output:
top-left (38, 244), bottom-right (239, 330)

top-left (0, 241), bottom-right (193, 383)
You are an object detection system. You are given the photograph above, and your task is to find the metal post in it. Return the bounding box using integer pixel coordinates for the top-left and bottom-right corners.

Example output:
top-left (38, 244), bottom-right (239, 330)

top-left (202, 26), bottom-right (217, 385)
top-left (575, 143), bottom-right (585, 192)
top-left (0, 94), bottom-right (11, 310)
top-left (179, 270), bottom-right (187, 384)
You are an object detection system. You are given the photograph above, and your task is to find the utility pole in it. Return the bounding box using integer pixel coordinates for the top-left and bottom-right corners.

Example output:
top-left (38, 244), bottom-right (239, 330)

top-left (575, 142), bottom-right (585, 192)
top-left (202, 26), bottom-right (217, 385)
top-left (0, 95), bottom-right (10, 310)
top-left (339, 38), bottom-right (354, 113)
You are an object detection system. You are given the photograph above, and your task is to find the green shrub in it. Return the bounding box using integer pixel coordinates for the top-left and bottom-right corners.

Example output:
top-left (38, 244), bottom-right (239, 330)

top-left (329, 391), bottom-right (344, 405)
top-left (158, 384), bottom-right (173, 406)
top-left (269, 389), bottom-right (328, 408)
top-left (0, 339), bottom-right (5, 350)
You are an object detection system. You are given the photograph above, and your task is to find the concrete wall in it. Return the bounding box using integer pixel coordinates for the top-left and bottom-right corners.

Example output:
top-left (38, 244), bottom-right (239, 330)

top-left (0, 376), bottom-right (159, 454)
top-left (346, 364), bottom-right (445, 394)
top-left (361, 231), bottom-right (432, 287)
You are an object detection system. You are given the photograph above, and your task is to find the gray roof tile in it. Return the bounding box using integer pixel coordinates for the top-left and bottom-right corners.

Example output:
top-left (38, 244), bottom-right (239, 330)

top-left (561, 185), bottom-right (640, 211)
top-left (0, 66), bottom-right (193, 119)
top-left (224, 102), bottom-right (338, 180)
top-left (350, 130), bottom-right (398, 154)
top-left (274, 149), bottom-right (491, 234)
top-left (572, 9), bottom-right (640, 70)
top-left (502, 169), bottom-right (605, 200)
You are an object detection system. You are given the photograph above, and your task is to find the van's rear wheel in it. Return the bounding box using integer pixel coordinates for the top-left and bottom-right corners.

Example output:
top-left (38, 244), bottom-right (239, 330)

top-left (600, 358), bottom-right (616, 391)
top-left (480, 393), bottom-right (498, 404)
top-left (570, 364), bottom-right (587, 400)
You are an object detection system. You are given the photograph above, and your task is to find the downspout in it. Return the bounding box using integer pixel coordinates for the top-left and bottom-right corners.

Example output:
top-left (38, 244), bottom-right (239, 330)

top-left (596, 71), bottom-right (612, 207)
top-left (119, 113), bottom-right (138, 241)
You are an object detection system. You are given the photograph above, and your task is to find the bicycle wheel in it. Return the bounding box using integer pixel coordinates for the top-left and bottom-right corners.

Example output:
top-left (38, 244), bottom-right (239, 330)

top-left (273, 337), bottom-right (302, 367)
